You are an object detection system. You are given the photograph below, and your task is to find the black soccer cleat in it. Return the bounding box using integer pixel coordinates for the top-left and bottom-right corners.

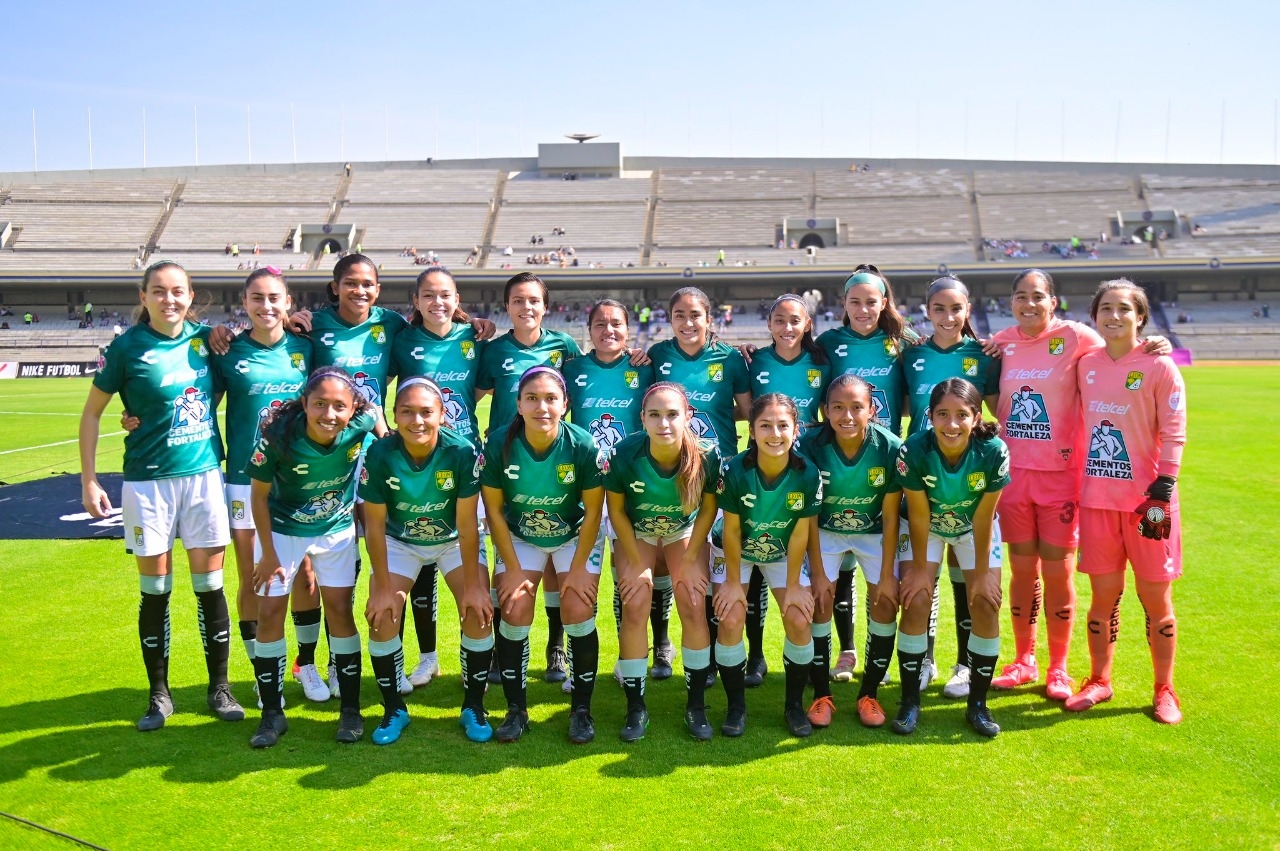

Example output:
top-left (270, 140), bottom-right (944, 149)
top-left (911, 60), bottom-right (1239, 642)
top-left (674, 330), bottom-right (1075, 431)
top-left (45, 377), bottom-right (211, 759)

top-left (651, 641), bottom-right (675, 680)
top-left (137, 693), bottom-right (174, 732)
top-left (892, 702), bottom-right (921, 736)
top-left (620, 706), bottom-right (649, 743)
top-left (721, 703), bottom-right (748, 738)
top-left (207, 683), bottom-right (245, 722)
top-left (496, 705), bottom-right (530, 743)
top-left (744, 657), bottom-right (768, 688)
top-left (250, 711), bottom-right (288, 749)
top-left (784, 704), bottom-right (813, 738)
top-left (685, 707), bottom-right (714, 741)
top-left (966, 703), bottom-right (1001, 738)
top-left (336, 707), bottom-right (365, 744)
top-left (568, 706), bottom-right (596, 744)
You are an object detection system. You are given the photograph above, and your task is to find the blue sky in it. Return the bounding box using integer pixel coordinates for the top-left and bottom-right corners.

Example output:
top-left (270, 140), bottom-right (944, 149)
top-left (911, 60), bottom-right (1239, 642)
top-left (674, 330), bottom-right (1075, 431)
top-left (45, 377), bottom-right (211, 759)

top-left (2, 1), bottom-right (1278, 172)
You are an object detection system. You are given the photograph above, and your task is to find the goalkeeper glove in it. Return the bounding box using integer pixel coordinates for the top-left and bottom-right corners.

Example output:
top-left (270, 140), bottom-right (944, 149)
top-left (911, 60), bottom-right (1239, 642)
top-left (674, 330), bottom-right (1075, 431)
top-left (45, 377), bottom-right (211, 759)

top-left (1134, 475), bottom-right (1175, 540)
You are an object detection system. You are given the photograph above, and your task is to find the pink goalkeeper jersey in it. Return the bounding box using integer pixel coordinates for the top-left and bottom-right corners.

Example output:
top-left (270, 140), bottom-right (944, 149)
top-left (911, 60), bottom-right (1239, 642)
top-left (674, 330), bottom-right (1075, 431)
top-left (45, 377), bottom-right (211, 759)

top-left (993, 319), bottom-right (1103, 472)
top-left (1077, 346), bottom-right (1186, 511)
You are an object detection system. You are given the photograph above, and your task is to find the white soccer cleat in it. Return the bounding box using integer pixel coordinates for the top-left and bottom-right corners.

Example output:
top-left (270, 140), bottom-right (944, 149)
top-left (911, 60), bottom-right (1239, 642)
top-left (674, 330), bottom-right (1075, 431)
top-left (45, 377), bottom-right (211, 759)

top-left (294, 663), bottom-right (331, 702)
top-left (942, 664), bottom-right (971, 699)
top-left (326, 663), bottom-right (341, 701)
top-left (408, 655), bottom-right (442, 687)
top-left (919, 657), bottom-right (939, 691)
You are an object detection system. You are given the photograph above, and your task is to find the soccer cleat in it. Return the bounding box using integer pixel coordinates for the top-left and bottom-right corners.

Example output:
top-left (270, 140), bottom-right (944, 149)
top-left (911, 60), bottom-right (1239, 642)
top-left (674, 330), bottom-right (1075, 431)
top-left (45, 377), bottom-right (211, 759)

top-left (685, 707), bottom-right (714, 741)
top-left (545, 645), bottom-right (568, 683)
top-left (1153, 684), bottom-right (1183, 725)
top-left (294, 663), bottom-right (331, 702)
top-left (942, 664), bottom-right (971, 699)
top-left (807, 695), bottom-right (835, 728)
top-left (620, 707), bottom-right (649, 742)
top-left (891, 702), bottom-right (920, 735)
top-left (966, 703), bottom-right (1001, 738)
top-left (857, 695), bottom-right (886, 728)
top-left (398, 671), bottom-right (414, 695)
top-left (1045, 666), bottom-right (1074, 701)
top-left (992, 657), bottom-right (1039, 690)
top-left (830, 650), bottom-right (858, 683)
top-left (1064, 676), bottom-right (1113, 713)
top-left (496, 706), bottom-right (530, 743)
top-left (137, 693), bottom-right (174, 732)
top-left (785, 704), bottom-right (814, 738)
top-left (487, 656), bottom-right (502, 685)
top-left (207, 683), bottom-right (245, 722)
top-left (651, 641), bottom-right (675, 680)
top-left (705, 669), bottom-right (717, 689)
top-left (744, 657), bottom-right (768, 688)
top-left (335, 707), bottom-right (365, 744)
top-left (568, 706), bottom-right (596, 744)
top-left (919, 657), bottom-right (939, 691)
top-left (721, 704), bottom-right (748, 738)
top-left (371, 708), bottom-right (411, 745)
top-left (460, 707), bottom-right (494, 742)
top-left (409, 656), bottom-right (442, 688)
top-left (326, 664), bottom-right (342, 700)
top-left (561, 677), bottom-right (574, 695)
top-left (250, 711), bottom-right (288, 748)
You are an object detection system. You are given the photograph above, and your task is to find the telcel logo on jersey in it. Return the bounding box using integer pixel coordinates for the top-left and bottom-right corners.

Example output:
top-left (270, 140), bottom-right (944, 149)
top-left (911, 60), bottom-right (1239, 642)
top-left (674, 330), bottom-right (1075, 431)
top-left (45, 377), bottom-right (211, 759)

top-left (435, 470), bottom-right (455, 491)
top-left (1005, 386), bottom-right (1051, 441)
top-left (1086, 420), bottom-right (1132, 479)
top-left (249, 380), bottom-right (303, 396)
top-left (1005, 367), bottom-right (1053, 382)
top-left (333, 354), bottom-right (382, 368)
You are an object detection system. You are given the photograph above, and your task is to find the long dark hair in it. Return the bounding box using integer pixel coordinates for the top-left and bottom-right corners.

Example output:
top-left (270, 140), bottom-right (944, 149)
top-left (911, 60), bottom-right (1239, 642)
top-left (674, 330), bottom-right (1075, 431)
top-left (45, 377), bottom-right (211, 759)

top-left (1089, 278), bottom-right (1150, 332)
top-left (744, 392), bottom-right (807, 472)
top-left (410, 266), bottom-right (471, 326)
top-left (927, 377), bottom-right (999, 441)
top-left (1011, 268), bottom-right (1055, 296)
top-left (840, 264), bottom-right (906, 353)
top-left (641, 382), bottom-right (706, 512)
top-left (261, 366), bottom-right (375, 459)
top-left (669, 286), bottom-right (720, 346)
top-left (503, 366), bottom-right (568, 458)
top-left (768, 294), bottom-right (827, 364)
top-left (136, 260), bottom-right (204, 325)
top-left (327, 253), bottom-right (379, 303)
top-left (925, 276), bottom-right (977, 340)
top-left (818, 373), bottom-right (873, 441)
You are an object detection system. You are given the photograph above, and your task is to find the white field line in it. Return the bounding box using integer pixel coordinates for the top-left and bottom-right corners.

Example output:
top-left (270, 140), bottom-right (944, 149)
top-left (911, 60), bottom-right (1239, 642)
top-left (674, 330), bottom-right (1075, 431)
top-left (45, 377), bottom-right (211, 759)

top-left (0, 431), bottom-right (126, 455)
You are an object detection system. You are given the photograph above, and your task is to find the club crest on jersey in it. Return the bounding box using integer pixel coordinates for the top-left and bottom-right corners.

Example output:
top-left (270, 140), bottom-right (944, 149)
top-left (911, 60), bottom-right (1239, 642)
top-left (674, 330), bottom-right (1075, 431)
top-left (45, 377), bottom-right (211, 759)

top-left (1086, 420), bottom-right (1132, 479)
top-left (1005, 386), bottom-right (1051, 441)
top-left (868, 466), bottom-right (886, 488)
top-left (1125, 371), bottom-right (1144, 390)
top-left (190, 338), bottom-right (209, 357)
top-left (639, 515), bottom-right (682, 537)
top-left (231, 500), bottom-right (246, 521)
top-left (624, 370), bottom-right (639, 389)
top-left (557, 464), bottom-right (576, 484)
top-left (883, 339), bottom-right (897, 357)
top-left (786, 492), bottom-right (805, 511)
top-left (708, 363), bottom-right (724, 382)
top-left (807, 369), bottom-right (822, 388)
top-left (370, 325), bottom-right (387, 344)
top-left (549, 351), bottom-right (564, 368)
top-left (967, 472), bottom-right (987, 492)
top-left (291, 352), bottom-right (306, 371)
top-left (962, 357), bottom-right (978, 377)
top-left (251, 449), bottom-right (266, 466)
top-left (895, 456), bottom-right (909, 476)
top-left (460, 341), bottom-right (476, 360)
top-left (436, 470), bottom-right (456, 491)
top-left (1049, 337), bottom-right (1065, 355)
top-left (351, 372), bottom-right (380, 405)
top-left (133, 526), bottom-right (145, 547)
top-left (346, 444), bottom-right (362, 462)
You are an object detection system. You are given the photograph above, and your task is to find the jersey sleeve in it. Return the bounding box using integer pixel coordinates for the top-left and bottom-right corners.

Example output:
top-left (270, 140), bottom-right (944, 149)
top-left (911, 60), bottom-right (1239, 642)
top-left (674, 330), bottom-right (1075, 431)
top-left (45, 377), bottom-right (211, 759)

top-left (716, 462), bottom-right (743, 514)
top-left (349, 410), bottom-right (377, 435)
top-left (245, 436), bottom-right (278, 484)
top-left (896, 442), bottom-right (925, 491)
top-left (987, 439), bottom-right (1012, 491)
top-left (92, 336), bottom-right (128, 395)
top-left (576, 430), bottom-right (607, 489)
top-left (800, 463), bottom-right (822, 517)
top-left (210, 352), bottom-right (229, 395)
top-left (701, 444), bottom-right (724, 495)
top-left (475, 343), bottom-right (496, 392)
top-left (729, 348), bottom-right (750, 394)
top-left (1154, 360), bottom-right (1188, 478)
top-left (565, 333), bottom-right (584, 360)
top-left (602, 448), bottom-right (629, 494)
top-left (457, 441), bottom-right (483, 499)
top-left (356, 445), bottom-right (388, 504)
top-left (980, 354), bottom-right (1002, 396)
top-left (479, 434), bottom-right (505, 489)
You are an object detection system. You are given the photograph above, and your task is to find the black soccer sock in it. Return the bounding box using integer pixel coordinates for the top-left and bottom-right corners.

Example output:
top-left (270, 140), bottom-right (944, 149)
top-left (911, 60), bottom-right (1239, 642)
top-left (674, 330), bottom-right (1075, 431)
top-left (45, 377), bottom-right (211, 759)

top-left (810, 626), bottom-right (833, 698)
top-left (253, 638), bottom-right (287, 713)
top-left (238, 619), bottom-right (258, 663)
top-left (460, 635), bottom-right (494, 712)
top-left (619, 658), bottom-right (647, 711)
top-left (496, 624), bottom-right (530, 711)
top-left (138, 585), bottom-right (172, 698)
top-left (705, 593), bottom-right (719, 648)
top-left (858, 624), bottom-right (898, 700)
top-left (566, 622), bottom-right (599, 712)
top-left (952, 581), bottom-right (973, 668)
top-left (193, 579), bottom-right (231, 688)
top-left (369, 637), bottom-right (406, 714)
top-left (967, 637), bottom-right (1000, 709)
top-left (651, 576), bottom-right (673, 648)
top-left (292, 608), bottom-right (321, 667)
top-left (833, 570), bottom-right (854, 652)
top-left (745, 567), bottom-right (768, 662)
top-left (332, 642), bottom-right (362, 712)
top-left (544, 592), bottom-right (564, 652)
top-left (897, 631), bottom-right (928, 707)
top-left (411, 563), bottom-right (439, 655)
top-left (783, 640), bottom-right (814, 709)
top-left (717, 644), bottom-right (748, 710)
top-left (612, 581), bottom-right (623, 635)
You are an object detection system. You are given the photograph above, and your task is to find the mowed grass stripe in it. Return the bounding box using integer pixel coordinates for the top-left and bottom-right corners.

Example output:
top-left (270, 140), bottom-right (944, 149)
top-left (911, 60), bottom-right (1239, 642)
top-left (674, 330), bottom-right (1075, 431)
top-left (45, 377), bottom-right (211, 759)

top-left (0, 367), bottom-right (1276, 849)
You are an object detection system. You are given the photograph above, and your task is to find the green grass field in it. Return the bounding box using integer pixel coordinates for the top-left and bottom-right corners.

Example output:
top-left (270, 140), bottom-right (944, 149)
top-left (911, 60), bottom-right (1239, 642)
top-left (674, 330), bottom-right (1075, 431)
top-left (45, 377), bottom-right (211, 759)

top-left (1, 368), bottom-right (1279, 850)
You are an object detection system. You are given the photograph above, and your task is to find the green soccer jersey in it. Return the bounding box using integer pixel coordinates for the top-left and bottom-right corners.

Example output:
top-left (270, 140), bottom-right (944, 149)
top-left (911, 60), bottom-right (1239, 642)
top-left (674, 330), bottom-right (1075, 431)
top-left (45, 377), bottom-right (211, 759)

top-left (212, 333), bottom-right (312, 485)
top-left (391, 321), bottom-right (484, 442)
top-left (798, 423), bottom-right (902, 535)
top-left (479, 421), bottom-right (605, 549)
top-left (816, 326), bottom-right (913, 435)
top-left (475, 328), bottom-right (583, 438)
top-left (748, 345), bottom-right (831, 426)
top-left (714, 453), bottom-right (822, 564)
top-left (358, 428), bottom-right (481, 546)
top-left (308, 304), bottom-right (408, 408)
top-left (93, 321), bottom-right (223, 481)
top-left (561, 352), bottom-right (655, 456)
top-left (603, 432), bottom-right (722, 538)
top-left (647, 339), bottom-right (750, 453)
top-left (246, 411), bottom-right (376, 536)
top-left (896, 430), bottom-right (1011, 538)
top-left (903, 338), bottom-right (1001, 435)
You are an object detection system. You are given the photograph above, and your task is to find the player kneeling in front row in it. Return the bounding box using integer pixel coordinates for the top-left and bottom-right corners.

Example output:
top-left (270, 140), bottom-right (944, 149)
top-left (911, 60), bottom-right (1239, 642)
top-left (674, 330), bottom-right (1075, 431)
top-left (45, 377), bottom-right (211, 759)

top-left (712, 393), bottom-right (823, 738)
top-left (360, 378), bottom-right (495, 744)
top-left (896, 378), bottom-right (1010, 738)
top-left (246, 366), bottom-right (376, 747)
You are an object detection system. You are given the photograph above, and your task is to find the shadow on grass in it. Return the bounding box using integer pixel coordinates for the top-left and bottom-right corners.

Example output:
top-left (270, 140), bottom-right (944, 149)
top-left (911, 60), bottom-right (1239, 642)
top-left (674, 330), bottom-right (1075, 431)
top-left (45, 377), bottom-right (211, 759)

top-left (0, 671), bottom-right (1156, 789)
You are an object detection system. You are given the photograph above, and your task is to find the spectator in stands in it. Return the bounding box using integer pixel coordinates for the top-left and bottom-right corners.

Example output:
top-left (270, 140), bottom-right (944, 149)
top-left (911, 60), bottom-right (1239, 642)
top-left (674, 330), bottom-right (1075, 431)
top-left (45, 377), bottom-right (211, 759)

top-left (344, 162), bottom-right (352, 177)
top-left (1264, 304), bottom-right (1271, 319)
top-left (225, 243), bottom-right (232, 255)
top-left (503, 246), bottom-right (514, 256)
top-left (231, 244), bottom-right (240, 257)
top-left (24, 311), bottom-right (33, 325)
top-left (0, 307), bottom-right (10, 317)
top-left (717, 249), bottom-right (726, 266)
top-left (253, 243), bottom-right (260, 255)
